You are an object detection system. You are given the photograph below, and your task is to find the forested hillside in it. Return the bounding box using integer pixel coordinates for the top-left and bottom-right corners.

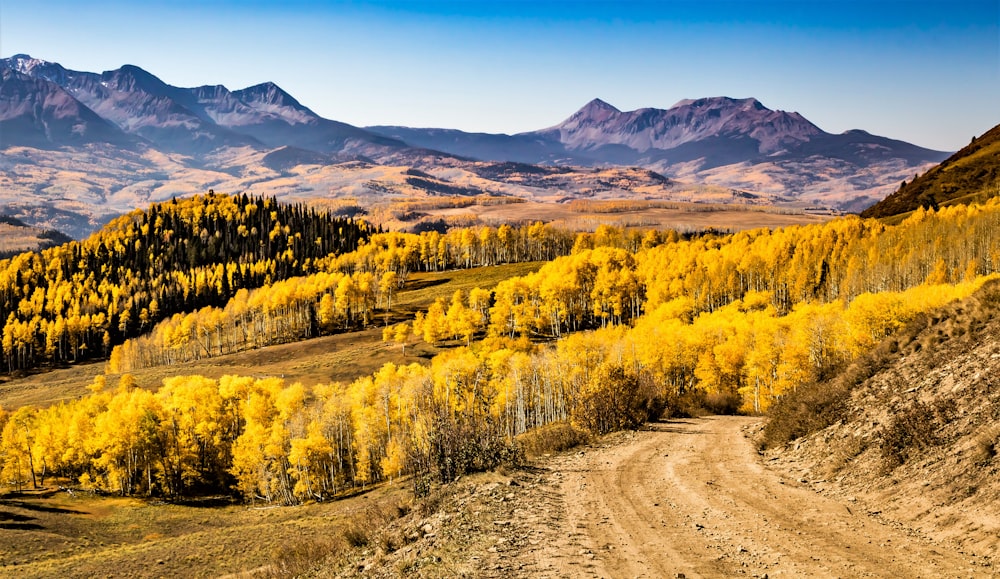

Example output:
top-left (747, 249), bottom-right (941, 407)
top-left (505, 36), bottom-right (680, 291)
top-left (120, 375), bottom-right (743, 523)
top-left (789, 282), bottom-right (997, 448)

top-left (861, 122), bottom-right (1000, 219)
top-left (0, 192), bottom-right (369, 372)
top-left (4, 198), bottom-right (1000, 502)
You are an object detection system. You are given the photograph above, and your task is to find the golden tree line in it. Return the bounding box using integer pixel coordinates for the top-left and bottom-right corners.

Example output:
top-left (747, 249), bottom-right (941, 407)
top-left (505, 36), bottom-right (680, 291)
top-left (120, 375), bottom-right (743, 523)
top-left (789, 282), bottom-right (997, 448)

top-left (0, 354), bottom-right (522, 501)
top-left (0, 188), bottom-right (580, 374)
top-left (384, 200), bottom-right (1000, 414)
top-left (0, 278), bottom-right (987, 500)
top-left (472, 201), bottom-right (1000, 341)
top-left (107, 221), bottom-right (593, 373)
top-left (113, 198), bottom-right (1000, 388)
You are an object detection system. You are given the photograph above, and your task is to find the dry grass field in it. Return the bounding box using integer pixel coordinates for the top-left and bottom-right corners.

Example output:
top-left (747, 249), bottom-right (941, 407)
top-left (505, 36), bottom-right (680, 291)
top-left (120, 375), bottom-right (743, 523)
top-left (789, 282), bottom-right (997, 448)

top-left (0, 477), bottom-right (413, 578)
top-left (421, 200), bottom-right (835, 232)
top-left (0, 221), bottom-right (69, 257)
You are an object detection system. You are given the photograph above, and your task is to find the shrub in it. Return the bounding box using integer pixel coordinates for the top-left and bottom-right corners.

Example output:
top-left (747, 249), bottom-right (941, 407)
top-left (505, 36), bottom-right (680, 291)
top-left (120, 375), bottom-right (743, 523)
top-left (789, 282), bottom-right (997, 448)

top-left (340, 501), bottom-right (411, 552)
top-left (269, 536), bottom-right (345, 577)
top-left (573, 364), bottom-right (665, 435)
top-left (973, 427), bottom-right (999, 465)
top-left (515, 421), bottom-right (591, 459)
top-left (342, 520), bottom-right (371, 548)
top-left (428, 414), bottom-right (523, 483)
top-left (760, 379), bottom-right (850, 449)
top-left (879, 398), bottom-right (956, 472)
top-left (704, 389), bottom-right (743, 415)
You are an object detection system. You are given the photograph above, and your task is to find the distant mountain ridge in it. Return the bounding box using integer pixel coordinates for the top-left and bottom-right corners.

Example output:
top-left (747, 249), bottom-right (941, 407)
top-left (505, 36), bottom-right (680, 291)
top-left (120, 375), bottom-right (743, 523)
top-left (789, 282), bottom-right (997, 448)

top-left (1, 54), bottom-right (404, 156)
top-left (537, 96), bottom-right (822, 154)
top-left (371, 97), bottom-right (950, 211)
top-left (0, 53), bottom-right (957, 236)
top-left (0, 67), bottom-right (136, 148)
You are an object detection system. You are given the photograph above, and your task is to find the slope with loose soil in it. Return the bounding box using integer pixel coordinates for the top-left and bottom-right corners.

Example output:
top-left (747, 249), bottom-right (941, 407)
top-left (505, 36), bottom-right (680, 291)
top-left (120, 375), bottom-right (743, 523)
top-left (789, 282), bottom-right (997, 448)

top-left (767, 282), bottom-right (1000, 560)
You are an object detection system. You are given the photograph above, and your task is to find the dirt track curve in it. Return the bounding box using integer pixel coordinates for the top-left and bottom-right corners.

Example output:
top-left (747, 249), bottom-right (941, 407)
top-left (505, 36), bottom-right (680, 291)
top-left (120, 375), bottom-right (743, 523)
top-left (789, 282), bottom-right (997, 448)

top-left (514, 416), bottom-right (985, 578)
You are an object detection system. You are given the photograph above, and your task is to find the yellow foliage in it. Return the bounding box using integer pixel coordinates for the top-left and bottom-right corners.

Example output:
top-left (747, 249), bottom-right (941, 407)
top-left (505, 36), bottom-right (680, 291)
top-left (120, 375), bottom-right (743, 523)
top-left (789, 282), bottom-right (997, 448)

top-left (8, 201), bottom-right (1000, 501)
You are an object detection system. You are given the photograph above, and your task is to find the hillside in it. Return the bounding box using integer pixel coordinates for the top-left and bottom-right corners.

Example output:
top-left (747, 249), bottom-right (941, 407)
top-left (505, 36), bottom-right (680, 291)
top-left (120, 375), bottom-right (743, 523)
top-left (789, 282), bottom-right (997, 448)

top-left (0, 192), bottom-right (369, 373)
top-left (861, 122), bottom-right (1000, 219)
top-left (0, 216), bottom-right (70, 258)
top-left (1, 201), bottom-right (1000, 575)
top-left (765, 279), bottom-right (1000, 555)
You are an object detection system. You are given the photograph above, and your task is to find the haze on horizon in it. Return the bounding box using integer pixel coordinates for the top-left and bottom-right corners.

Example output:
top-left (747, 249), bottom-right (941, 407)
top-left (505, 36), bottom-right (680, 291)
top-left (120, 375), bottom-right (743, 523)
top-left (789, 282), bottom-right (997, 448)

top-left (2, 0), bottom-right (997, 152)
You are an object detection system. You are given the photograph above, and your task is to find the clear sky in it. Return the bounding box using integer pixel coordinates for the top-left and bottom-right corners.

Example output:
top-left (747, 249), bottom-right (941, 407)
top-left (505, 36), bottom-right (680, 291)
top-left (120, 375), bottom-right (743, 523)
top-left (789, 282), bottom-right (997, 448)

top-left (2, 0), bottom-right (997, 151)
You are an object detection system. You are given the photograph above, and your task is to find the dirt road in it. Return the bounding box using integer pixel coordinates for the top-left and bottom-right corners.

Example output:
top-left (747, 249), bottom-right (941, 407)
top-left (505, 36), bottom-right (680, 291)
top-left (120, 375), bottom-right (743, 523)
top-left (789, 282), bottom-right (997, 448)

top-left (516, 416), bottom-right (984, 578)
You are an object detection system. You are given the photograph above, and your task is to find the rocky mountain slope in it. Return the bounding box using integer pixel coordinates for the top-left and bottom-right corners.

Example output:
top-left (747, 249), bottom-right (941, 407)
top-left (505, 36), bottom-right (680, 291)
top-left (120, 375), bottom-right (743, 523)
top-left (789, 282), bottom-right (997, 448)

top-left (0, 68), bottom-right (135, 149)
top-left (861, 122), bottom-right (1000, 220)
top-left (371, 97), bottom-right (950, 211)
top-left (2, 54), bottom-right (404, 156)
top-left (537, 97), bottom-right (822, 156)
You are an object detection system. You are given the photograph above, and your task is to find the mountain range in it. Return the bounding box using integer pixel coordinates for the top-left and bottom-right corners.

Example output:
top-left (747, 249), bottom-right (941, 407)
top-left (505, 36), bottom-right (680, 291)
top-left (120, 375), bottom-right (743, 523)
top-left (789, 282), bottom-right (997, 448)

top-left (1, 54), bottom-right (404, 156)
top-left (371, 97), bottom-right (949, 211)
top-left (1, 54), bottom-right (951, 237)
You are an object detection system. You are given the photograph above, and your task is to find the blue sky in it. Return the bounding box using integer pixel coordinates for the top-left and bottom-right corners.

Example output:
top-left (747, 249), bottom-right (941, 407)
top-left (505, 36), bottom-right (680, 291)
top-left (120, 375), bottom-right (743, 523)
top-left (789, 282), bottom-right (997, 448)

top-left (2, 0), bottom-right (997, 151)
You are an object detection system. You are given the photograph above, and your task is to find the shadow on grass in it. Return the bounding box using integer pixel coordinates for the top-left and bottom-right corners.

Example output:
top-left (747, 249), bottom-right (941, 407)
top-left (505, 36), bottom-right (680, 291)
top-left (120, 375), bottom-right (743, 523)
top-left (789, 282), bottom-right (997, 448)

top-left (166, 496), bottom-right (238, 508)
top-left (402, 278), bottom-right (451, 292)
top-left (0, 522), bottom-right (45, 531)
top-left (0, 499), bottom-right (85, 515)
top-left (0, 510), bottom-right (36, 522)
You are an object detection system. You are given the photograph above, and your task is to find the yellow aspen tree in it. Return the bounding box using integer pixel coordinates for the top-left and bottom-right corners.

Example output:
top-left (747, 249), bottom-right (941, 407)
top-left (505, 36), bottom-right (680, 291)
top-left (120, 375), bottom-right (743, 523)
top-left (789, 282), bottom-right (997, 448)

top-left (393, 323), bottom-right (411, 355)
top-left (422, 299), bottom-right (449, 344)
top-left (287, 418), bottom-right (333, 501)
top-left (0, 406), bottom-right (38, 491)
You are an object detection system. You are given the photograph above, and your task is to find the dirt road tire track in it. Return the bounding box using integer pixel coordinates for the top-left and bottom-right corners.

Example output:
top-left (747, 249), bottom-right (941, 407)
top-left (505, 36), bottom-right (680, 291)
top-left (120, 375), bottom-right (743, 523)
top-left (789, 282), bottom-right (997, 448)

top-left (518, 416), bottom-right (987, 578)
